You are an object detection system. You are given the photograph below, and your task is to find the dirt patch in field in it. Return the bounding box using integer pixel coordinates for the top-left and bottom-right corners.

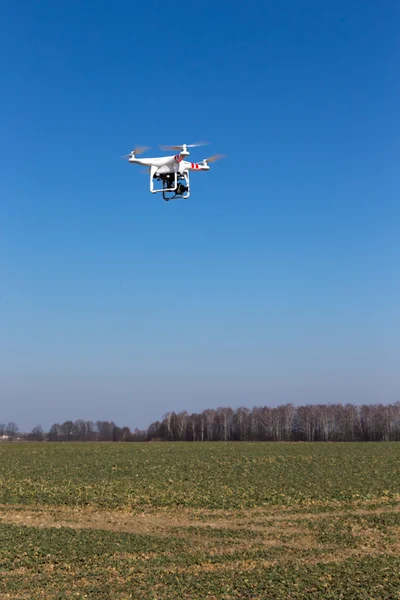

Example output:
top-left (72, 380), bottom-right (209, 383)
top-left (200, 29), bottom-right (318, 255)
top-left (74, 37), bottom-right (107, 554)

top-left (0, 506), bottom-right (175, 536)
top-left (1, 500), bottom-right (399, 564)
top-left (0, 501), bottom-right (399, 536)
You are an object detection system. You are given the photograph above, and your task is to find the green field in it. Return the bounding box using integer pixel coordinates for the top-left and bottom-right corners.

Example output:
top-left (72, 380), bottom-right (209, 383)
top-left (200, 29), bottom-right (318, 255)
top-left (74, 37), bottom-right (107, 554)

top-left (1, 442), bottom-right (400, 598)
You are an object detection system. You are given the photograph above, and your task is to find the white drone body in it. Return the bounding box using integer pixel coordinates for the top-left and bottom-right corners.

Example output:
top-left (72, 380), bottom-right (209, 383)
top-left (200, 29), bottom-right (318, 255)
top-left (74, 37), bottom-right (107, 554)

top-left (123, 143), bottom-right (224, 201)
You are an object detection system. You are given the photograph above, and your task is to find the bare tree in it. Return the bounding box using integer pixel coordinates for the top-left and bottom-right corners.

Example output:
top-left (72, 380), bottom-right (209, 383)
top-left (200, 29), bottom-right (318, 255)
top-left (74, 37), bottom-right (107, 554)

top-left (280, 404), bottom-right (295, 441)
top-left (48, 423), bottom-right (62, 441)
top-left (174, 411), bottom-right (188, 441)
top-left (187, 413), bottom-right (197, 441)
top-left (146, 420), bottom-right (161, 441)
top-left (96, 421), bottom-right (115, 441)
top-left (112, 425), bottom-right (122, 441)
top-left (29, 425), bottom-right (44, 441)
top-left (204, 409), bottom-right (216, 441)
top-left (342, 403), bottom-right (357, 441)
top-left (161, 413), bottom-right (173, 441)
top-left (216, 407), bottom-right (234, 441)
top-left (60, 420), bottom-right (74, 441)
top-left (296, 406), bottom-right (316, 441)
top-left (234, 407), bottom-right (250, 440)
top-left (270, 408), bottom-right (281, 441)
top-left (5, 422), bottom-right (19, 441)
top-left (254, 406), bottom-right (272, 440)
top-left (388, 402), bottom-right (400, 441)
top-left (72, 420), bottom-right (88, 441)
top-left (120, 426), bottom-right (132, 441)
top-left (198, 413), bottom-right (205, 442)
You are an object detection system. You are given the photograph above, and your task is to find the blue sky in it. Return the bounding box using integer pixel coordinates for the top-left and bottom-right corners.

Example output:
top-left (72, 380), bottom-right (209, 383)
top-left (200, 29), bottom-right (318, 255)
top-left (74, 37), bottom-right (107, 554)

top-left (1, 0), bottom-right (399, 432)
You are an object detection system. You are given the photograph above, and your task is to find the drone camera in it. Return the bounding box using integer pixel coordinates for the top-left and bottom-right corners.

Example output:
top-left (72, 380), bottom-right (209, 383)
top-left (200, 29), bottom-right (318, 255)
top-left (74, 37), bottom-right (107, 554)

top-left (176, 183), bottom-right (188, 195)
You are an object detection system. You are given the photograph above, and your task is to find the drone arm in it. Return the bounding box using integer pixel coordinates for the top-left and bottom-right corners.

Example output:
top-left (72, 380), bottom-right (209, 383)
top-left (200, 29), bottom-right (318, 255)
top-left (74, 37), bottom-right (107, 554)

top-left (185, 161), bottom-right (210, 171)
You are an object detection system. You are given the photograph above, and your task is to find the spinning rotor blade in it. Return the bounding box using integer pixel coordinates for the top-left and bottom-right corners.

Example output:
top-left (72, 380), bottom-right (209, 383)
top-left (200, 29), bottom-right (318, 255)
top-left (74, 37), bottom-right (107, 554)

top-left (159, 141), bottom-right (209, 151)
top-left (132, 145), bottom-right (151, 155)
top-left (121, 146), bottom-right (151, 158)
top-left (203, 154), bottom-right (226, 163)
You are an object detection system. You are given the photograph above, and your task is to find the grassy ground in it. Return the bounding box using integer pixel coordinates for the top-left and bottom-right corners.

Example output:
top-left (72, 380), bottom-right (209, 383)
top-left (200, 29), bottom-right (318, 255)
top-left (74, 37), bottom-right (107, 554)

top-left (0, 442), bottom-right (399, 598)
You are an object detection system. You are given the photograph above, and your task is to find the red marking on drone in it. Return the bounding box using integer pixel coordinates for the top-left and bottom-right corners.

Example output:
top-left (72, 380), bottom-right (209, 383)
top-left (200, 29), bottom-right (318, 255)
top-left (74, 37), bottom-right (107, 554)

top-left (191, 163), bottom-right (200, 169)
top-left (174, 154), bottom-right (184, 163)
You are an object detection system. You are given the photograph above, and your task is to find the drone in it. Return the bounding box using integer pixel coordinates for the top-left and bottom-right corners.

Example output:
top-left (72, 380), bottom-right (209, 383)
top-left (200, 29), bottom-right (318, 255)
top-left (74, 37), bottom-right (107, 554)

top-left (122, 142), bottom-right (225, 201)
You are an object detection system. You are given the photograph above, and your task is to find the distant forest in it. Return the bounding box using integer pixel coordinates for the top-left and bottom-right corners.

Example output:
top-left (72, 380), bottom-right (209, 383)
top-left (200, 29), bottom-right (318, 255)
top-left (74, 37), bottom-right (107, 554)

top-left (2, 402), bottom-right (400, 442)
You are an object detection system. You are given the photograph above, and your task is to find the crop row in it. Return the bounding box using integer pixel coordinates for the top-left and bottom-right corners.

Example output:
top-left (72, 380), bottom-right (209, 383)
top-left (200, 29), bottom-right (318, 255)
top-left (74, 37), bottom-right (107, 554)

top-left (0, 442), bottom-right (399, 509)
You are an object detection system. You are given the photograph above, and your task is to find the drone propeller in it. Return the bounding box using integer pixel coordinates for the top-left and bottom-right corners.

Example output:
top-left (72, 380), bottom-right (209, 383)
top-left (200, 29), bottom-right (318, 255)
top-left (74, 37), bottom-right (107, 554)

top-left (202, 154), bottom-right (226, 163)
top-left (121, 146), bottom-right (151, 158)
top-left (159, 141), bottom-right (209, 151)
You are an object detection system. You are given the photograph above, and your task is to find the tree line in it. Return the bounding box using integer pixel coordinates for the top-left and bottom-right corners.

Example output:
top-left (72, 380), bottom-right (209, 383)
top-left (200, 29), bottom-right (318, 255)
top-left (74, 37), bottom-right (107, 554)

top-left (2, 402), bottom-right (400, 442)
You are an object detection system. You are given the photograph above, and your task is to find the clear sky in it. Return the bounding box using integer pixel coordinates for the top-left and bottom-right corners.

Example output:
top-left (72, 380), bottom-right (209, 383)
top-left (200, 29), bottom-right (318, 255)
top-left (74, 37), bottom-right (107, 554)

top-left (1, 0), bottom-right (399, 432)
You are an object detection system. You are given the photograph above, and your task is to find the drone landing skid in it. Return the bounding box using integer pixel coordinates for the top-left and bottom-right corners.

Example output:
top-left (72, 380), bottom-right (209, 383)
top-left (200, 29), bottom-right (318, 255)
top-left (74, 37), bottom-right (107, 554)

top-left (150, 170), bottom-right (190, 201)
